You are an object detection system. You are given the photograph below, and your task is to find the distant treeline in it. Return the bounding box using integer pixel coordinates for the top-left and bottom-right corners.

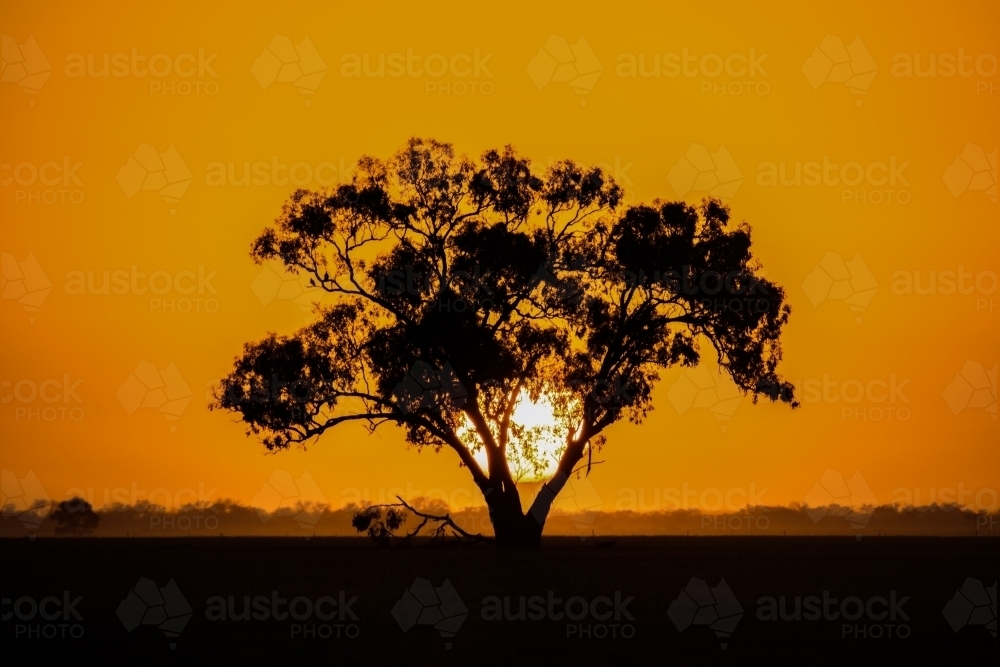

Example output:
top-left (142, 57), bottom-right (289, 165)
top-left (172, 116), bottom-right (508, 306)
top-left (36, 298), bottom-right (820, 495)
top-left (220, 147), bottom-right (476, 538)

top-left (3, 499), bottom-right (997, 538)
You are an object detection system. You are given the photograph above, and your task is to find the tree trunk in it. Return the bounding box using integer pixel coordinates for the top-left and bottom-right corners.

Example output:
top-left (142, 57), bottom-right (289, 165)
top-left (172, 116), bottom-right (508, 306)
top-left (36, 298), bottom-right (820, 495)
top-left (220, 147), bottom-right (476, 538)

top-left (486, 486), bottom-right (545, 548)
top-left (483, 471), bottom-right (577, 547)
top-left (490, 505), bottom-right (544, 548)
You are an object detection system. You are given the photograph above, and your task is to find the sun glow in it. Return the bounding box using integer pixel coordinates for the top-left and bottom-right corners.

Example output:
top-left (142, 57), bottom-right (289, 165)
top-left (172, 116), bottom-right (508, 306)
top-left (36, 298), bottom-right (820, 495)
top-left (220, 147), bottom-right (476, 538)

top-left (470, 393), bottom-right (567, 482)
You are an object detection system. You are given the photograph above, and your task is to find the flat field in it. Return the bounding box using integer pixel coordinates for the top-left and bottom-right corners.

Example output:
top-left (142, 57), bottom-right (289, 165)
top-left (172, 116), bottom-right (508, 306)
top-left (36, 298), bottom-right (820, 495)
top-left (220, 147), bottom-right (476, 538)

top-left (2, 536), bottom-right (996, 665)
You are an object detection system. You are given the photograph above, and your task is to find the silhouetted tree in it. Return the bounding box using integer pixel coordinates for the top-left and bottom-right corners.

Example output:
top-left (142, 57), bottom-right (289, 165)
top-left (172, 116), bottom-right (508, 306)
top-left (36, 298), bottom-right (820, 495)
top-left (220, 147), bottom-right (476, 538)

top-left (51, 497), bottom-right (100, 535)
top-left (214, 138), bottom-right (797, 547)
top-left (351, 504), bottom-right (408, 547)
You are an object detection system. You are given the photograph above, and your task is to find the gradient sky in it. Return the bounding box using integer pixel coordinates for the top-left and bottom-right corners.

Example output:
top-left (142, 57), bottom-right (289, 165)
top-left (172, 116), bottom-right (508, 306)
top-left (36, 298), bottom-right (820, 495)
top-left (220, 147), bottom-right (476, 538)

top-left (2, 1), bottom-right (997, 517)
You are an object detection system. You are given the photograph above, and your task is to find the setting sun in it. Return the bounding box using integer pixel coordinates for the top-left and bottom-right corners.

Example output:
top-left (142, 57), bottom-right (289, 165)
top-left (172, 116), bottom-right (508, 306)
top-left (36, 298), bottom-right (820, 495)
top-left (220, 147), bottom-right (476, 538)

top-left (470, 393), bottom-right (569, 482)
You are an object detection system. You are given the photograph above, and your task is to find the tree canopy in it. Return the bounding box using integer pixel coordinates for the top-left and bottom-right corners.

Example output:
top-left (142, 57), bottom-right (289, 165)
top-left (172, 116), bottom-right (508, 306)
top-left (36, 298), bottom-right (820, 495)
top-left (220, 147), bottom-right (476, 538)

top-left (213, 138), bottom-right (796, 546)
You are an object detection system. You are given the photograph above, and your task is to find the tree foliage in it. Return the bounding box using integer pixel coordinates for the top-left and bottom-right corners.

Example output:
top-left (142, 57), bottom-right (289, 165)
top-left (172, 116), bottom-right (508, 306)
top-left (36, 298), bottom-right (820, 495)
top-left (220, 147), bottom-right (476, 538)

top-left (51, 497), bottom-right (100, 535)
top-left (213, 138), bottom-right (797, 543)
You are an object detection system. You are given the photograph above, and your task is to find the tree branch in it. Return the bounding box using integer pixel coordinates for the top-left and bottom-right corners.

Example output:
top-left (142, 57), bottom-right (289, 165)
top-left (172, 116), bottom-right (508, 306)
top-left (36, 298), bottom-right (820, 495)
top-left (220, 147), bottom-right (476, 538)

top-left (393, 496), bottom-right (494, 544)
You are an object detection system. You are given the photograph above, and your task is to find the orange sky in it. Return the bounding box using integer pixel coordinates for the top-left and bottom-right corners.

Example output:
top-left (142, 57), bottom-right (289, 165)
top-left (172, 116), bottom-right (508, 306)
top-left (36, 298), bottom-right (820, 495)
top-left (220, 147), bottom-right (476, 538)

top-left (2, 1), bottom-right (997, 517)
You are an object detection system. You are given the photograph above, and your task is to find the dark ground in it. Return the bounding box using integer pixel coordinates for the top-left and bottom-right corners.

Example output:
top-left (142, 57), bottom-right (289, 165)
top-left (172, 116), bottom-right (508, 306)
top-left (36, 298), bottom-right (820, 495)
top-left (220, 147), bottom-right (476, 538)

top-left (1, 536), bottom-right (996, 665)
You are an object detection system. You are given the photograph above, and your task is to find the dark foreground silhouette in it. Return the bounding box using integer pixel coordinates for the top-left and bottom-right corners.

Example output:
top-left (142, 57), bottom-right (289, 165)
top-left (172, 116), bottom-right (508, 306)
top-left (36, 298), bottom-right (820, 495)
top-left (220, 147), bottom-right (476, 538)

top-left (2, 536), bottom-right (996, 664)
